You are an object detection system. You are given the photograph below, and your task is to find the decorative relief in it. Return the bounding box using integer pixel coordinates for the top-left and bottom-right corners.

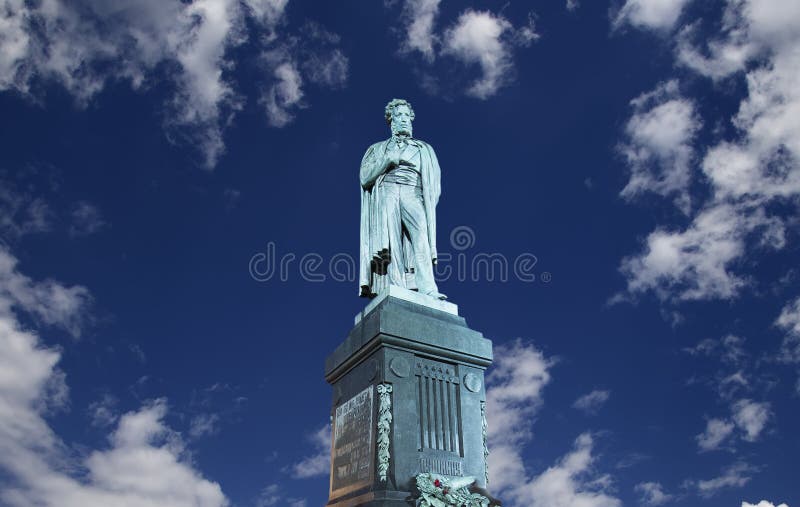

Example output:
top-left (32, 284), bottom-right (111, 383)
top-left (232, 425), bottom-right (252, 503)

top-left (481, 401), bottom-right (489, 487)
top-left (413, 473), bottom-right (490, 507)
top-left (368, 359), bottom-right (379, 380)
top-left (376, 383), bottom-right (393, 482)
top-left (390, 357), bottom-right (410, 378)
top-left (415, 358), bottom-right (461, 452)
top-left (463, 373), bottom-right (481, 393)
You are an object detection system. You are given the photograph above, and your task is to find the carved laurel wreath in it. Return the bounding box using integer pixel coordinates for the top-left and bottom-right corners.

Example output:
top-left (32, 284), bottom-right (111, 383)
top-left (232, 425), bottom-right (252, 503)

top-left (414, 473), bottom-right (490, 507)
top-left (376, 383), bottom-right (393, 482)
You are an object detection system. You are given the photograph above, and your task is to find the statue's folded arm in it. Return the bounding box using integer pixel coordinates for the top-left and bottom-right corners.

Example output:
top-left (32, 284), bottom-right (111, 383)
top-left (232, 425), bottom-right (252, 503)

top-left (360, 141), bottom-right (389, 190)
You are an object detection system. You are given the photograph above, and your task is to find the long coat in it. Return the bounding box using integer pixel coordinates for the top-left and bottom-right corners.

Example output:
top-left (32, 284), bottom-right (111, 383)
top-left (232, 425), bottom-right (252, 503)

top-left (358, 138), bottom-right (442, 296)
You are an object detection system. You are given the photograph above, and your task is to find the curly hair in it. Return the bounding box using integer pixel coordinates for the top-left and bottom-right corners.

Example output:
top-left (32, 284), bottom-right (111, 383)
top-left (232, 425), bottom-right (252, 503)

top-left (384, 98), bottom-right (415, 125)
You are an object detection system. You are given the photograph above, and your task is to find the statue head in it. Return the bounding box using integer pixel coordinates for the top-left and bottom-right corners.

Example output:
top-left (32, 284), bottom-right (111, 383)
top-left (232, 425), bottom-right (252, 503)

top-left (385, 98), bottom-right (415, 137)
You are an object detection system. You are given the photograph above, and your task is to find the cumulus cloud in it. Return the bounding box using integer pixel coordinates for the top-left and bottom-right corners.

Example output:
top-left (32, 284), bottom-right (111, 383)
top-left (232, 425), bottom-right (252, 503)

top-left (696, 418), bottom-right (735, 451)
top-left (390, 3), bottom-right (538, 98)
top-left (288, 424), bottom-right (330, 479)
top-left (255, 483), bottom-right (306, 507)
top-left (742, 502), bottom-right (789, 507)
top-left (69, 201), bottom-right (106, 237)
top-left (443, 10), bottom-right (537, 99)
top-left (0, 0), bottom-right (247, 168)
top-left (776, 296), bottom-right (800, 364)
top-left (684, 335), bottom-right (748, 367)
top-left (694, 462), bottom-right (754, 497)
top-left (0, 245), bottom-right (92, 337)
top-left (189, 413), bottom-right (222, 439)
top-left (0, 178), bottom-right (53, 239)
top-left (484, 341), bottom-right (620, 507)
top-left (731, 399), bottom-right (770, 442)
top-left (618, 203), bottom-right (783, 302)
top-left (614, 0), bottom-right (692, 31)
top-left (635, 481), bottom-right (673, 505)
top-left (398, 0), bottom-right (441, 61)
top-left (572, 389), bottom-right (611, 414)
top-left (0, 0), bottom-right (347, 168)
top-left (506, 433), bottom-right (622, 507)
top-left (486, 340), bottom-right (552, 453)
top-left (618, 0), bottom-right (800, 304)
top-left (259, 23), bottom-right (349, 127)
top-left (567, 0), bottom-right (580, 12)
top-left (243, 0), bottom-right (289, 36)
top-left (619, 80), bottom-right (700, 213)
top-left (88, 394), bottom-right (119, 428)
top-left (0, 248), bottom-right (228, 507)
top-left (261, 58), bottom-right (304, 127)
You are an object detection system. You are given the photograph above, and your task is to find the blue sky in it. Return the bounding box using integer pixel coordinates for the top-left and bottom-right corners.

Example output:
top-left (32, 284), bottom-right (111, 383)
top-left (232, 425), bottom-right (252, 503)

top-left (0, 0), bottom-right (798, 506)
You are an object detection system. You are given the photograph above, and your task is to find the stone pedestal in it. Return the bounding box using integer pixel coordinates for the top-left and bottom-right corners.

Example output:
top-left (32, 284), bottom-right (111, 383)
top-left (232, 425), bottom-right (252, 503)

top-left (325, 286), bottom-right (494, 507)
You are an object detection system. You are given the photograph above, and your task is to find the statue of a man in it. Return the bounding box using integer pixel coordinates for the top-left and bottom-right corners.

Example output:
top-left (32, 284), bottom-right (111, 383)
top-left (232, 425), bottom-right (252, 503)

top-left (359, 99), bottom-right (447, 300)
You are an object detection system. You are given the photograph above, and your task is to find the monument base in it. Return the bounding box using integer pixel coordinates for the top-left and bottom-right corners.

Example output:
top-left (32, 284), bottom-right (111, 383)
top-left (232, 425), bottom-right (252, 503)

top-left (325, 287), bottom-right (497, 506)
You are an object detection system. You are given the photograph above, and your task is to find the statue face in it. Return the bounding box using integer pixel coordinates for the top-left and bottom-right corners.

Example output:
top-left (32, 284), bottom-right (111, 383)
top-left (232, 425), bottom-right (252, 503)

top-left (390, 104), bottom-right (413, 137)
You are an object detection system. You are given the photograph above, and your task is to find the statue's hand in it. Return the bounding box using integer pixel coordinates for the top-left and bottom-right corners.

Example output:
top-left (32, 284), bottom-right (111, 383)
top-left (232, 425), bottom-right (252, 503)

top-left (386, 143), bottom-right (402, 168)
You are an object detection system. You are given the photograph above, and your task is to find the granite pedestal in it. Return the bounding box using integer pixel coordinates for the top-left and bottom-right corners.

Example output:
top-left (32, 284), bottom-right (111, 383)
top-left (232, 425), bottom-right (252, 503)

top-left (325, 286), bottom-right (494, 507)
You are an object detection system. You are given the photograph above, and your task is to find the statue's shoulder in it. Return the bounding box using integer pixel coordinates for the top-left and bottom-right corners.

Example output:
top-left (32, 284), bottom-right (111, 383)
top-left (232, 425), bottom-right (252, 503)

top-left (365, 139), bottom-right (389, 152)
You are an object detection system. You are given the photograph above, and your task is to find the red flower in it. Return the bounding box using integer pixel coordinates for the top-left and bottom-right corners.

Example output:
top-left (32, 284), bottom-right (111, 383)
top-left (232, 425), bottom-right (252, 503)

top-left (434, 479), bottom-right (441, 488)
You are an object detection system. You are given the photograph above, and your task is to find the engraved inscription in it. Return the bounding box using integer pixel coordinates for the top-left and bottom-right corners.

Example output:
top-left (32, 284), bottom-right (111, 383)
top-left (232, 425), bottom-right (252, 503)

top-left (331, 386), bottom-right (374, 495)
top-left (418, 457), bottom-right (464, 476)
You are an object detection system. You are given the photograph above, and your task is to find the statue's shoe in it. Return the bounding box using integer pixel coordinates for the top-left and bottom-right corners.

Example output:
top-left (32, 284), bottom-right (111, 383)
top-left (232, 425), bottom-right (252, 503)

top-left (426, 291), bottom-right (448, 300)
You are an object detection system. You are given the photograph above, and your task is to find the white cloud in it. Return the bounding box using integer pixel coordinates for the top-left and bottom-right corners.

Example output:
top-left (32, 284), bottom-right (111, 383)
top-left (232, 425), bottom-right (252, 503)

top-left (0, 0), bottom-right (348, 168)
top-left (189, 413), bottom-right (221, 439)
top-left (486, 340), bottom-right (552, 449)
top-left (261, 58), bottom-right (304, 128)
top-left (684, 335), bottom-right (748, 367)
top-left (743, 501), bottom-right (789, 507)
top-left (0, 0), bottom-right (247, 169)
top-left (731, 399), bottom-right (770, 441)
top-left (388, 5), bottom-right (537, 98)
top-left (254, 483), bottom-right (307, 507)
top-left (0, 248), bottom-right (228, 507)
top-left (635, 481), bottom-right (673, 505)
top-left (566, 0), bottom-right (580, 12)
top-left (506, 433), bottom-right (622, 507)
top-left (614, 0), bottom-right (691, 31)
top-left (89, 394), bottom-right (119, 428)
top-left (619, 80), bottom-right (700, 213)
top-left (572, 389), bottom-right (611, 414)
top-left (258, 23), bottom-right (349, 128)
top-left (776, 296), bottom-right (800, 364)
top-left (486, 340), bottom-right (552, 491)
top-left (255, 484), bottom-right (281, 506)
top-left (398, 0), bottom-right (441, 61)
top-left (0, 184), bottom-right (53, 239)
top-left (288, 423), bottom-right (330, 479)
top-left (617, 0), bottom-right (800, 304)
top-left (484, 341), bottom-right (620, 507)
top-left (618, 203), bottom-right (783, 302)
top-left (70, 201), bottom-right (106, 237)
top-left (442, 10), bottom-right (517, 99)
top-left (695, 462), bottom-right (753, 497)
top-left (0, 245), bottom-right (92, 337)
top-left (243, 0), bottom-right (289, 35)
top-left (696, 418), bottom-right (735, 451)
